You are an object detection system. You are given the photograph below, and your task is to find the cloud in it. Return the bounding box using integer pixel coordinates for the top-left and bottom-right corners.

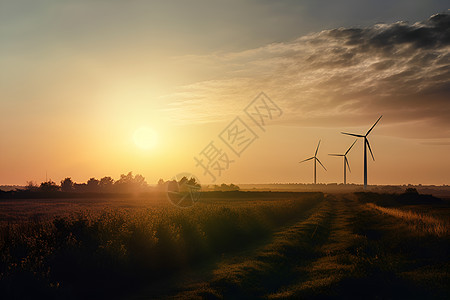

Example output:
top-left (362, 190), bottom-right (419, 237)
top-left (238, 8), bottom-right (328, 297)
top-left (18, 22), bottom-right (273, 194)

top-left (160, 13), bottom-right (450, 138)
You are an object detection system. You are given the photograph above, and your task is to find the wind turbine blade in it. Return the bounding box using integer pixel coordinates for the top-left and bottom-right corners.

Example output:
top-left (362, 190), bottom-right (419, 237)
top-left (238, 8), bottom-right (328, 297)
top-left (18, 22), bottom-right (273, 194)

top-left (329, 154), bottom-right (344, 156)
top-left (299, 157), bottom-right (314, 163)
top-left (316, 158), bottom-right (327, 171)
top-left (345, 139), bottom-right (358, 155)
top-left (341, 132), bottom-right (364, 138)
top-left (345, 156), bottom-right (351, 173)
top-left (315, 140), bottom-right (321, 156)
top-left (366, 139), bottom-right (375, 161)
top-left (366, 115), bottom-right (382, 136)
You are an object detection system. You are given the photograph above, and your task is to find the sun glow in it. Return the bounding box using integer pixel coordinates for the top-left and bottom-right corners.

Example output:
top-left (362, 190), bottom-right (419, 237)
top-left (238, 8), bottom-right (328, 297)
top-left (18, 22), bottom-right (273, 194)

top-left (133, 127), bottom-right (158, 150)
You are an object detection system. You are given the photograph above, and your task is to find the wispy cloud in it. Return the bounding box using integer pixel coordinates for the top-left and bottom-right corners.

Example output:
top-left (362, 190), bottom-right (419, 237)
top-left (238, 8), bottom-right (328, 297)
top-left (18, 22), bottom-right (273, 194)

top-left (160, 13), bottom-right (450, 138)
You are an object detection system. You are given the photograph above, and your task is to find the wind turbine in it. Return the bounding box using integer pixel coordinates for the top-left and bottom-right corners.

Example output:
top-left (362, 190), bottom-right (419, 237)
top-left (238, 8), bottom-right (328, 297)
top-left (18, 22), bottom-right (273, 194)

top-left (329, 140), bottom-right (357, 184)
top-left (341, 116), bottom-right (382, 189)
top-left (299, 140), bottom-right (327, 184)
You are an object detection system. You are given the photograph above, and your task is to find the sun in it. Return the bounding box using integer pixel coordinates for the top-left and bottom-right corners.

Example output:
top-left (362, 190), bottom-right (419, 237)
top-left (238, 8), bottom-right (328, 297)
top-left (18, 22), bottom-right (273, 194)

top-left (133, 127), bottom-right (158, 150)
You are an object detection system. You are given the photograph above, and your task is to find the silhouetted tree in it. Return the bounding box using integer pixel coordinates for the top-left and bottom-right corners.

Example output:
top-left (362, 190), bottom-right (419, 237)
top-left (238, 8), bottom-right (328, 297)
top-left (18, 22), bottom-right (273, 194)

top-left (61, 177), bottom-right (74, 192)
top-left (25, 181), bottom-right (39, 192)
top-left (73, 183), bottom-right (87, 192)
top-left (172, 177), bottom-right (200, 193)
top-left (115, 172), bottom-right (133, 187)
top-left (214, 183), bottom-right (239, 191)
top-left (167, 180), bottom-right (178, 192)
top-left (186, 177), bottom-right (200, 188)
top-left (229, 183), bottom-right (240, 191)
top-left (405, 187), bottom-right (419, 194)
top-left (114, 172), bottom-right (148, 192)
top-left (39, 180), bottom-right (59, 192)
top-left (87, 178), bottom-right (100, 192)
top-left (99, 176), bottom-right (114, 192)
top-left (157, 178), bottom-right (165, 191)
top-left (134, 174), bottom-right (147, 187)
top-left (179, 176), bottom-right (188, 186)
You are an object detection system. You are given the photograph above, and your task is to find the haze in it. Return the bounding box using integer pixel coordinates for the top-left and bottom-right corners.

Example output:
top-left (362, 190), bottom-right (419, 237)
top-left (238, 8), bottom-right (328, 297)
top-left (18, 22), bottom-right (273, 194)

top-left (1, 0), bottom-right (449, 186)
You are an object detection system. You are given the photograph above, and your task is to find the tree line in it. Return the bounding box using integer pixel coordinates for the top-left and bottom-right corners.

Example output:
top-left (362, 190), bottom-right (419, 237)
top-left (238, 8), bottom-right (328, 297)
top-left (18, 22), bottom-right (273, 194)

top-left (26, 172), bottom-right (150, 193)
top-left (0, 173), bottom-right (241, 198)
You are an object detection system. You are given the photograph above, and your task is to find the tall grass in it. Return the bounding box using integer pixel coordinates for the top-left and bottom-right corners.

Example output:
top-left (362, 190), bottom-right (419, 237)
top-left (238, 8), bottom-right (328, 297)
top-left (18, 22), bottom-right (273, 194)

top-left (0, 193), bottom-right (323, 299)
top-left (366, 203), bottom-right (449, 237)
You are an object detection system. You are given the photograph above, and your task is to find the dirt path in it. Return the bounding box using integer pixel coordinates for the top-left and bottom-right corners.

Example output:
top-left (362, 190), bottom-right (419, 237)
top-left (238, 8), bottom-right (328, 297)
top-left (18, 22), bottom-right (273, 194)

top-left (127, 196), bottom-right (328, 299)
top-left (267, 196), bottom-right (359, 299)
top-left (134, 195), bottom-right (336, 299)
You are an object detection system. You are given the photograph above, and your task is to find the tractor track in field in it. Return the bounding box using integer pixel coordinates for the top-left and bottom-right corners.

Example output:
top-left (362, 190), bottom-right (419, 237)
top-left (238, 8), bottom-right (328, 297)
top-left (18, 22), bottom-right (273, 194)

top-left (130, 195), bottom-right (449, 299)
top-left (128, 195), bottom-right (328, 300)
top-left (160, 195), bottom-right (338, 299)
top-left (267, 195), bottom-right (359, 299)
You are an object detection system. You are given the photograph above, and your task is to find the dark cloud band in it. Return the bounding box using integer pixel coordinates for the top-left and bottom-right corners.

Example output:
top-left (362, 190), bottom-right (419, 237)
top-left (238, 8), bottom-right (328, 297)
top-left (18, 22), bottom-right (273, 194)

top-left (162, 13), bottom-right (450, 138)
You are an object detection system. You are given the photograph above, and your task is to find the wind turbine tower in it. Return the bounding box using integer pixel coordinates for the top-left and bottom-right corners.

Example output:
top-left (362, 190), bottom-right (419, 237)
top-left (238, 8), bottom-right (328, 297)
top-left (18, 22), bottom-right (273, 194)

top-left (341, 116), bottom-right (382, 189)
top-left (299, 140), bottom-right (327, 184)
top-left (329, 140), bottom-right (357, 184)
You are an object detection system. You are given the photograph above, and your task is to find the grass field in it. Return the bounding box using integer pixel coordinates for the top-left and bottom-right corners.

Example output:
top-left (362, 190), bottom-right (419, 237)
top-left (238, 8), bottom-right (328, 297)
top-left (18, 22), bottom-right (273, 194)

top-left (0, 192), bottom-right (449, 299)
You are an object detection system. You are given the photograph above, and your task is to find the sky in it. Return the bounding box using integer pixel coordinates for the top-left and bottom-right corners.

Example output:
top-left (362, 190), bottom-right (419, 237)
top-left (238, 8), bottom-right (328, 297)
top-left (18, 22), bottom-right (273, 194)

top-left (1, 0), bottom-right (449, 186)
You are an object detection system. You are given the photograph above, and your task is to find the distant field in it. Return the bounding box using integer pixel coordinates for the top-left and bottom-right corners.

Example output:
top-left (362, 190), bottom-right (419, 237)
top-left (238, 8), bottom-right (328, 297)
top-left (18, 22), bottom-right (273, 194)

top-left (0, 194), bottom-right (168, 222)
top-left (0, 192), bottom-right (449, 299)
top-left (0, 192), bottom-right (310, 222)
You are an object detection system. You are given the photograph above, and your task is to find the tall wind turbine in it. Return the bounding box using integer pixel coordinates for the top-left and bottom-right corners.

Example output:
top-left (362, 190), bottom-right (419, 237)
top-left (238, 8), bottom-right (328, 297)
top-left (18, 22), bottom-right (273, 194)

top-left (329, 140), bottom-right (357, 184)
top-left (299, 140), bottom-right (327, 184)
top-left (341, 116), bottom-right (382, 189)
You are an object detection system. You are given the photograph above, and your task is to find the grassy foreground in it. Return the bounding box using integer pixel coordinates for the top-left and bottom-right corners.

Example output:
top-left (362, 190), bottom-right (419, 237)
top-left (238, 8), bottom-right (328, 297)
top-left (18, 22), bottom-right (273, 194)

top-left (155, 194), bottom-right (449, 300)
top-left (0, 192), bottom-right (323, 299)
top-left (1, 191), bottom-right (449, 299)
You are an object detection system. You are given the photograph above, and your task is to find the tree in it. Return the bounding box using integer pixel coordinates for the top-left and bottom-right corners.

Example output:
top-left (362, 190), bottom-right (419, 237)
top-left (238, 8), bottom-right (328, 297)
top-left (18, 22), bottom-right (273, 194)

top-left (61, 177), bottom-right (74, 192)
top-left (99, 176), bottom-right (114, 192)
top-left (39, 180), bottom-right (59, 192)
top-left (25, 181), bottom-right (39, 192)
top-left (214, 183), bottom-right (239, 191)
top-left (229, 183), bottom-right (240, 191)
top-left (87, 178), bottom-right (100, 192)
top-left (157, 178), bottom-right (165, 190)
top-left (186, 177), bottom-right (200, 188)
top-left (73, 183), bottom-right (87, 192)
top-left (115, 172), bottom-right (148, 192)
top-left (116, 172), bottom-right (134, 185)
top-left (134, 174), bottom-right (147, 188)
top-left (405, 187), bottom-right (419, 194)
top-left (179, 176), bottom-right (188, 187)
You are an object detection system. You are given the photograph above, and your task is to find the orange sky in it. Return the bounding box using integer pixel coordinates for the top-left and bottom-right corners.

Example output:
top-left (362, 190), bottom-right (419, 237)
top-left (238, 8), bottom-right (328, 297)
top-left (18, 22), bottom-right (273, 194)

top-left (1, 2), bottom-right (449, 186)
